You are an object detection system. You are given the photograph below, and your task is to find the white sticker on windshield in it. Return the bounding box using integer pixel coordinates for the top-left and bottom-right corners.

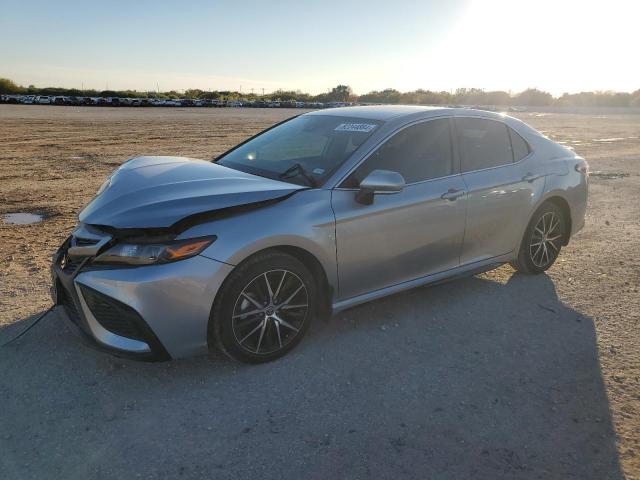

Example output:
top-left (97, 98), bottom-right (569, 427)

top-left (313, 168), bottom-right (325, 175)
top-left (334, 123), bottom-right (377, 133)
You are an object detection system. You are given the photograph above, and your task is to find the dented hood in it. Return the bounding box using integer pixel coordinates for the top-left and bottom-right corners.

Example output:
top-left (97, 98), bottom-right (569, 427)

top-left (79, 156), bottom-right (304, 229)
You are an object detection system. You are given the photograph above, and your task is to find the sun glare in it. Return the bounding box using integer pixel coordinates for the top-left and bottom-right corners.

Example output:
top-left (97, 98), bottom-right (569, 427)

top-left (415, 0), bottom-right (640, 94)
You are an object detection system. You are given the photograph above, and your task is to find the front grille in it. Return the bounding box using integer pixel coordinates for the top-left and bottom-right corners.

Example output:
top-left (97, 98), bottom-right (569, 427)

top-left (80, 286), bottom-right (146, 341)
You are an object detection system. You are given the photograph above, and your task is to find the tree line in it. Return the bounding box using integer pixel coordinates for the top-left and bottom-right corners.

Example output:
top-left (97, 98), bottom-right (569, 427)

top-left (358, 87), bottom-right (640, 107)
top-left (1, 78), bottom-right (639, 107)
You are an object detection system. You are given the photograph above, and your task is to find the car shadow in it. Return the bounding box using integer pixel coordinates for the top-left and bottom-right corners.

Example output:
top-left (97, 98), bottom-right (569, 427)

top-left (0, 268), bottom-right (623, 479)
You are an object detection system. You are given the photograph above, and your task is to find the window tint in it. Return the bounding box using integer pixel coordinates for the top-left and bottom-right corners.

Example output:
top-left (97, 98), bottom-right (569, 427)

top-left (508, 127), bottom-right (530, 161)
top-left (457, 118), bottom-right (513, 172)
top-left (344, 119), bottom-right (453, 187)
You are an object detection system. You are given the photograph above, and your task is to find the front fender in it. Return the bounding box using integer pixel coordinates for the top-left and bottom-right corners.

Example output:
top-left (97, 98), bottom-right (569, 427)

top-left (179, 189), bottom-right (339, 290)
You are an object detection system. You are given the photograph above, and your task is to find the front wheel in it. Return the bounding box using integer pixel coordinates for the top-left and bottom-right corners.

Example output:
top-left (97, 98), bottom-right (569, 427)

top-left (210, 251), bottom-right (316, 363)
top-left (511, 202), bottom-right (567, 274)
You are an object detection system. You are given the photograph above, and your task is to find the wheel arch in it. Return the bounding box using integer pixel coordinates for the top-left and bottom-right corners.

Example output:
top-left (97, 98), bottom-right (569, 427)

top-left (515, 193), bottom-right (574, 256)
top-left (210, 244), bottom-right (333, 330)
top-left (542, 195), bottom-right (572, 246)
top-left (269, 245), bottom-right (333, 318)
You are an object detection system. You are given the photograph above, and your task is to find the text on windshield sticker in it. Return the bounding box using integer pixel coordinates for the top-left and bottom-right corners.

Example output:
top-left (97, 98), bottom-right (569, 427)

top-left (334, 123), bottom-right (377, 133)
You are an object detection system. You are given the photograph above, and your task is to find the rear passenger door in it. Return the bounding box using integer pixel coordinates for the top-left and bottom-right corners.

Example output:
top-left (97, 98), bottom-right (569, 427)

top-left (455, 116), bottom-right (545, 264)
top-left (332, 118), bottom-right (468, 300)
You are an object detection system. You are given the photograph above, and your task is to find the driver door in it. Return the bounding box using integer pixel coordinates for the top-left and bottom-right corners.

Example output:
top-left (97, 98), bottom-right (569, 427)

top-left (331, 118), bottom-right (468, 300)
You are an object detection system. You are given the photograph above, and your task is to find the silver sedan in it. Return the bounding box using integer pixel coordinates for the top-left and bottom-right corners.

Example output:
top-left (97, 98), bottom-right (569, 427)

top-left (51, 106), bottom-right (588, 363)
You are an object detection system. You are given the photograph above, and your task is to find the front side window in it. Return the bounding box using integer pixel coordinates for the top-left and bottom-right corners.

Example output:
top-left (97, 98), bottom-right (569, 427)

top-left (343, 118), bottom-right (453, 187)
top-left (457, 117), bottom-right (513, 172)
top-left (216, 115), bottom-right (382, 186)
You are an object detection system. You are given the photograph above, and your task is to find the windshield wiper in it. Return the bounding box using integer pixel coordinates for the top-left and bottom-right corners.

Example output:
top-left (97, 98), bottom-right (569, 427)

top-left (278, 163), bottom-right (317, 187)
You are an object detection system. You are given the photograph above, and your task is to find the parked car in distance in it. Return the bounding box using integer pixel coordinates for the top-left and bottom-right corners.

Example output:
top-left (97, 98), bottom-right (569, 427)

top-left (52, 106), bottom-right (588, 364)
top-left (6, 95), bottom-right (27, 104)
top-left (2, 94), bottom-right (338, 109)
top-left (64, 96), bottom-right (80, 106)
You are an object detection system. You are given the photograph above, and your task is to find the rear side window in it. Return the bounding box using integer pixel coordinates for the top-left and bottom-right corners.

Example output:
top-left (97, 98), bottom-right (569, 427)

top-left (508, 127), bottom-right (530, 161)
top-left (456, 118), bottom-right (513, 172)
top-left (344, 118), bottom-right (453, 186)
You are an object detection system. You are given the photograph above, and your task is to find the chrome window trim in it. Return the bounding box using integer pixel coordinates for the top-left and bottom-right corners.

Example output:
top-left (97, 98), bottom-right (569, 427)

top-left (333, 172), bottom-right (464, 192)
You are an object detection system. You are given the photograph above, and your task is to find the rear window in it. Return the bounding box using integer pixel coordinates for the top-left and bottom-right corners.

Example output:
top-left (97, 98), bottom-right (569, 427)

top-left (456, 117), bottom-right (513, 172)
top-left (508, 127), bottom-right (530, 161)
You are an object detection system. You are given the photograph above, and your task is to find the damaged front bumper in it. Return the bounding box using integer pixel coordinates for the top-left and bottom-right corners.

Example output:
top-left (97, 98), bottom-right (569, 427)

top-left (51, 228), bottom-right (233, 361)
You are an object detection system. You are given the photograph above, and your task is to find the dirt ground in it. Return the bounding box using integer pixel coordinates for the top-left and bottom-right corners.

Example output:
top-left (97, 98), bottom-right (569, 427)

top-left (0, 105), bottom-right (638, 479)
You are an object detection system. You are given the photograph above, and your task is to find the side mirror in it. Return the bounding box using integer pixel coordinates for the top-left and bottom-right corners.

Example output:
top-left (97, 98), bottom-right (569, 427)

top-left (355, 169), bottom-right (405, 205)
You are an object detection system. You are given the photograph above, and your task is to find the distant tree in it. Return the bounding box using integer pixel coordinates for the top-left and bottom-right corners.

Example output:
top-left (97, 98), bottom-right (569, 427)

top-left (359, 88), bottom-right (402, 104)
top-left (484, 90), bottom-right (511, 106)
top-left (271, 89), bottom-right (300, 102)
top-left (453, 88), bottom-right (485, 104)
top-left (199, 91), bottom-right (223, 100)
top-left (184, 89), bottom-right (203, 99)
top-left (0, 78), bottom-right (23, 94)
top-left (60, 88), bottom-right (84, 97)
top-left (514, 88), bottom-right (553, 106)
top-left (556, 90), bottom-right (633, 107)
top-left (321, 85), bottom-right (353, 102)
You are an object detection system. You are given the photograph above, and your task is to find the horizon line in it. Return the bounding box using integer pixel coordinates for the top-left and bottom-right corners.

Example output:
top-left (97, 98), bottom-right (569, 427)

top-left (3, 78), bottom-right (639, 98)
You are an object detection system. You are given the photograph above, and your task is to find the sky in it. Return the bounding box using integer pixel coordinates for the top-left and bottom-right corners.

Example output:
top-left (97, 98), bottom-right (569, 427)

top-left (1, 0), bottom-right (638, 95)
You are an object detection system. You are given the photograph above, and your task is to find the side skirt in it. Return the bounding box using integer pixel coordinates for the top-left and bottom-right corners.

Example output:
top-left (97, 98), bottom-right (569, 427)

top-left (331, 254), bottom-right (512, 314)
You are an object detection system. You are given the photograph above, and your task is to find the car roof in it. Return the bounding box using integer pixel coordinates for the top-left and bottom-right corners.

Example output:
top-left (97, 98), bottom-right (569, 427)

top-left (305, 105), bottom-right (445, 121)
top-left (304, 105), bottom-right (508, 122)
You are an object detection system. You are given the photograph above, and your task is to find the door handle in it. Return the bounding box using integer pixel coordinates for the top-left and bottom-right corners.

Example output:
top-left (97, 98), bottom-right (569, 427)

top-left (522, 173), bottom-right (542, 183)
top-left (441, 188), bottom-right (466, 201)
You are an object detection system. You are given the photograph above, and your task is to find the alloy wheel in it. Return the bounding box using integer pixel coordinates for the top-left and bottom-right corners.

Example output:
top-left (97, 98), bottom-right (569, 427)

top-left (529, 211), bottom-right (563, 268)
top-left (231, 269), bottom-right (309, 355)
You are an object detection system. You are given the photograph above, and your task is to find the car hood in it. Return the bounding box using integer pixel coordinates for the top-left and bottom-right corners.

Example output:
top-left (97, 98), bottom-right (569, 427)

top-left (79, 156), bottom-right (304, 229)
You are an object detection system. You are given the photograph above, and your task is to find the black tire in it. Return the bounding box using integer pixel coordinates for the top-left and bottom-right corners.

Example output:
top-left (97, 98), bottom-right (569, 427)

top-left (511, 202), bottom-right (566, 274)
top-left (210, 251), bottom-right (316, 363)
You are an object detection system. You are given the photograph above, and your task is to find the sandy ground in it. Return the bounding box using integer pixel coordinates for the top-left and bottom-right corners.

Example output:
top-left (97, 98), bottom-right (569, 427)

top-left (0, 105), bottom-right (638, 479)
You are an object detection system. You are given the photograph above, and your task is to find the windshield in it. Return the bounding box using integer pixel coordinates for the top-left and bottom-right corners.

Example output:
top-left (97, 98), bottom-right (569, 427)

top-left (216, 115), bottom-right (383, 186)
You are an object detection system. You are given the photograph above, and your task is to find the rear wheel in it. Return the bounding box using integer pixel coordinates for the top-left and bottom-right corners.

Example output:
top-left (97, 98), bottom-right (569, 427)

top-left (210, 251), bottom-right (315, 363)
top-left (511, 202), bottom-right (566, 274)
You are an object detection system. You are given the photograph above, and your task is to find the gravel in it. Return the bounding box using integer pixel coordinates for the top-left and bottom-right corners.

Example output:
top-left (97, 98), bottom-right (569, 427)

top-left (0, 107), bottom-right (638, 479)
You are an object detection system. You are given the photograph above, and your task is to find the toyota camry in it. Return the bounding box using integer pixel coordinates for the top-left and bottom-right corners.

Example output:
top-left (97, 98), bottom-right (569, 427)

top-left (51, 106), bottom-right (589, 363)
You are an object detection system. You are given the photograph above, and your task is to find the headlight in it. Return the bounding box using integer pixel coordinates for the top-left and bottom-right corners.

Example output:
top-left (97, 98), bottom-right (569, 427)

top-left (94, 236), bottom-right (216, 266)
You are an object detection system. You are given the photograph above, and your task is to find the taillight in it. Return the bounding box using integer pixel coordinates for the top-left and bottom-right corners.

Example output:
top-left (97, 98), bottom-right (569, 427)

top-left (575, 159), bottom-right (589, 175)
